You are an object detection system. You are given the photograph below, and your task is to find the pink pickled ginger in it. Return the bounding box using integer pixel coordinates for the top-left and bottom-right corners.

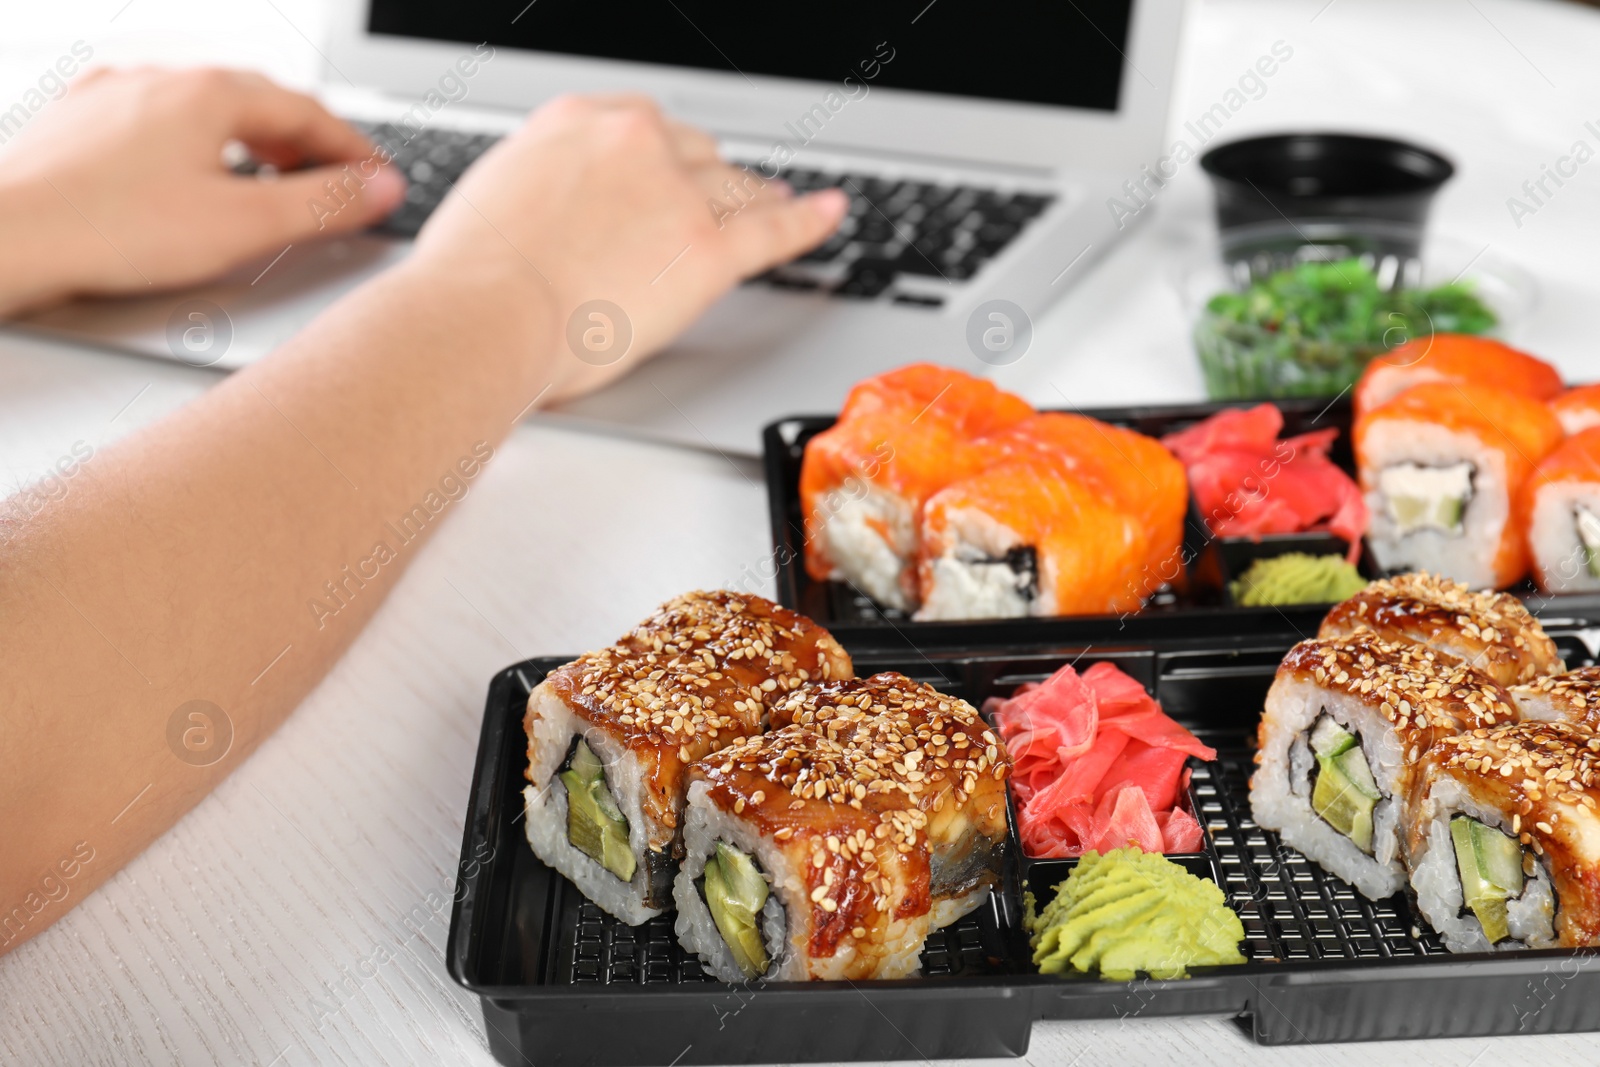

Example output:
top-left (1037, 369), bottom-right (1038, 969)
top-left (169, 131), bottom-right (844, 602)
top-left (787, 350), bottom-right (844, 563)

top-left (1161, 403), bottom-right (1366, 561)
top-left (987, 661), bottom-right (1213, 858)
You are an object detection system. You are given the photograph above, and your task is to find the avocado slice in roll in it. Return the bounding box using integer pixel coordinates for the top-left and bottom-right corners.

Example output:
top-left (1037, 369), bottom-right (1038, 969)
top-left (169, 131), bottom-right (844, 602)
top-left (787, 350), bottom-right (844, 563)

top-left (559, 739), bottom-right (637, 882)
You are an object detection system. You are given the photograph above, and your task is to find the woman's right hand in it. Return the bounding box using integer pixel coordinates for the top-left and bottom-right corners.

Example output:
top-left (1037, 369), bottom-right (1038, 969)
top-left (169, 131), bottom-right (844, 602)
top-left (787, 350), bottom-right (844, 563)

top-left (409, 93), bottom-right (848, 402)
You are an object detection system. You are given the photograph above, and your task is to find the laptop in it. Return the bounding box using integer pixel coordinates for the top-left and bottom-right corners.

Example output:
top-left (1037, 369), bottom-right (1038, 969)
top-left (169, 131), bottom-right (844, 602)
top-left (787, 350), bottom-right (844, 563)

top-left (12, 0), bottom-right (1183, 455)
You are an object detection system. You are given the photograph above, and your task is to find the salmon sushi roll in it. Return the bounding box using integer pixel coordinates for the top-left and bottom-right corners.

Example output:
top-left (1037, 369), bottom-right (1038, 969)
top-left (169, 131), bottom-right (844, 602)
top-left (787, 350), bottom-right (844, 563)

top-left (1407, 722), bottom-right (1600, 951)
top-left (1353, 335), bottom-right (1563, 419)
top-left (1250, 632), bottom-right (1516, 900)
top-left (1522, 427), bottom-right (1600, 593)
top-left (915, 459), bottom-right (1148, 619)
top-left (1356, 382), bottom-right (1562, 588)
top-left (1551, 384), bottom-right (1600, 436)
top-left (673, 673), bottom-right (1009, 982)
top-left (799, 365), bottom-right (1032, 612)
top-left (523, 591), bottom-right (852, 925)
top-left (1318, 571), bottom-right (1562, 687)
top-left (978, 413), bottom-right (1188, 587)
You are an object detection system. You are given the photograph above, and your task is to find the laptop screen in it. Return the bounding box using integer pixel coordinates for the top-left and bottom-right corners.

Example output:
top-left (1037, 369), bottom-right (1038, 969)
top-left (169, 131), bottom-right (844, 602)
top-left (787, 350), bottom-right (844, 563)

top-left (368, 0), bottom-right (1132, 112)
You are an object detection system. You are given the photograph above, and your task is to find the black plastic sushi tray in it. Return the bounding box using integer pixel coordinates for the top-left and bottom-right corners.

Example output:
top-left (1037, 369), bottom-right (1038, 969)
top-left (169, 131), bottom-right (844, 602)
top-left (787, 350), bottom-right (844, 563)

top-left (763, 397), bottom-right (1600, 650)
top-left (448, 626), bottom-right (1600, 1065)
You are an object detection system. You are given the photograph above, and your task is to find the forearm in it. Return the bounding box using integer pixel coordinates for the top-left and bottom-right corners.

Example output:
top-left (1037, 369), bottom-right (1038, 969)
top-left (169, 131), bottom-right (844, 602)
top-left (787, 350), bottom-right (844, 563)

top-left (0, 259), bottom-right (553, 951)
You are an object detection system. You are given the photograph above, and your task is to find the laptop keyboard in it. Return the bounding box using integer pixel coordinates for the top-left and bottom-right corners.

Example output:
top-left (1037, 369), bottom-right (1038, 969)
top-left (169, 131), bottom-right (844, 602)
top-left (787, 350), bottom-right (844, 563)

top-left (350, 122), bottom-right (1055, 307)
top-left (751, 168), bottom-right (1054, 305)
top-left (353, 120), bottom-right (502, 238)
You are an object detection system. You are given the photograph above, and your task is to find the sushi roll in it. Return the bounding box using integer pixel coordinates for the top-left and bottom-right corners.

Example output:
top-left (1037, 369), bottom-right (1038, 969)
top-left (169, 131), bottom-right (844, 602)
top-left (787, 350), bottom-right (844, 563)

top-left (915, 460), bottom-right (1148, 620)
top-left (674, 673), bottom-right (1009, 981)
top-left (981, 413), bottom-right (1188, 584)
top-left (1318, 571), bottom-right (1563, 687)
top-left (766, 674), bottom-right (1012, 920)
top-left (1353, 335), bottom-right (1562, 419)
top-left (1551, 383), bottom-right (1600, 436)
top-left (1407, 721), bottom-right (1600, 951)
top-left (1510, 667), bottom-right (1600, 729)
top-left (523, 591), bottom-right (852, 925)
top-left (799, 365), bottom-right (1032, 612)
top-left (1356, 381), bottom-right (1562, 588)
top-left (1522, 427), bottom-right (1600, 593)
top-left (1250, 632), bottom-right (1516, 900)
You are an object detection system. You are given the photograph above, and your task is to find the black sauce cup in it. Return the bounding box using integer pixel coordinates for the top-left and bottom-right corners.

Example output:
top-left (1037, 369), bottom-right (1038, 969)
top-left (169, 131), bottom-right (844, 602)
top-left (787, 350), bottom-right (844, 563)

top-left (1199, 133), bottom-right (1455, 262)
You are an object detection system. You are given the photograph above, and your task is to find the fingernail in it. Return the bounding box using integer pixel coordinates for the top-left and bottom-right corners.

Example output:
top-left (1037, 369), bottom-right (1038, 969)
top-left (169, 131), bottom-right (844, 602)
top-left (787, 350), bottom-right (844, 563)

top-left (769, 178), bottom-right (795, 199)
top-left (808, 187), bottom-right (849, 220)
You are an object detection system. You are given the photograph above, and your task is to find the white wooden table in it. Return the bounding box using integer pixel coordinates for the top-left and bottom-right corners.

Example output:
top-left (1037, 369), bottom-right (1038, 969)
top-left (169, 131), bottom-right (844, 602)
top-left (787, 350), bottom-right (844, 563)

top-left (4, 1), bottom-right (1600, 1063)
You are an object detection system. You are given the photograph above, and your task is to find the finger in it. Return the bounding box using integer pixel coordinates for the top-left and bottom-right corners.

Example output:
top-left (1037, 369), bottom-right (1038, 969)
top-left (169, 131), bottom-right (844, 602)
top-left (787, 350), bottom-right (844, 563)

top-left (718, 187), bottom-right (848, 278)
top-left (582, 92), bottom-right (663, 114)
top-left (663, 118), bottom-right (720, 166)
top-left (225, 160), bottom-right (407, 250)
top-left (211, 73), bottom-right (375, 167)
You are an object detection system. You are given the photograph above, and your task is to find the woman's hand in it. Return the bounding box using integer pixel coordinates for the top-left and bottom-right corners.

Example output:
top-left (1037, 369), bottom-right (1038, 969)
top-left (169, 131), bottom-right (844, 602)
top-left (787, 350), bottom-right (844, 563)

top-left (0, 67), bottom-right (405, 316)
top-left (409, 93), bottom-right (848, 401)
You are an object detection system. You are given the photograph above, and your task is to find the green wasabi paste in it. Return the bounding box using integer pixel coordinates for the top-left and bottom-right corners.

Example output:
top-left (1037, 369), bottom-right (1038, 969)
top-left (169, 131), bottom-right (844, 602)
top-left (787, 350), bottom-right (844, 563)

top-left (1230, 552), bottom-right (1367, 607)
top-left (1030, 848), bottom-right (1246, 980)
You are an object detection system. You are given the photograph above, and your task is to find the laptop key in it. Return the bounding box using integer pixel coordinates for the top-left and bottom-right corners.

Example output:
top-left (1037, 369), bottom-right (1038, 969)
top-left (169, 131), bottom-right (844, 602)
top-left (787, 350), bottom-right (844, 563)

top-left (1008, 193), bottom-right (1053, 217)
top-left (854, 216), bottom-right (899, 245)
top-left (835, 261), bottom-right (896, 299)
top-left (797, 233), bottom-right (854, 263)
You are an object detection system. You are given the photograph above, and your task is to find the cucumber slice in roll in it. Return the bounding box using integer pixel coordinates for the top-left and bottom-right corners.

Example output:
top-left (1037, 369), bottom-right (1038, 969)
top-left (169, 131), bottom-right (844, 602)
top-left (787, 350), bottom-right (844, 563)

top-left (1450, 815), bottom-right (1524, 945)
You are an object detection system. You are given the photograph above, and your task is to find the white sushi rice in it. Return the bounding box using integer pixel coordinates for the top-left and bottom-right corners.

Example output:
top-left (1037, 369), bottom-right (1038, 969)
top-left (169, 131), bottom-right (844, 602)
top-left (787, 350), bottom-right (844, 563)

top-left (916, 507), bottom-right (1049, 621)
top-left (524, 684), bottom-right (667, 927)
top-left (1408, 778), bottom-right (1556, 952)
top-left (1251, 675), bottom-right (1411, 900)
top-left (674, 782), bottom-right (927, 983)
top-left (1362, 420), bottom-right (1507, 588)
top-left (1526, 480), bottom-right (1600, 593)
top-left (1557, 407), bottom-right (1600, 436)
top-left (814, 487), bottom-right (917, 612)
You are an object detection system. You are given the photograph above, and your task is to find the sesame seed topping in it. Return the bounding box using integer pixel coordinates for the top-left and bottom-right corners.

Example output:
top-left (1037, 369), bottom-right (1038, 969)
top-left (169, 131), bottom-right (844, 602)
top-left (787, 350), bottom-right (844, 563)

top-left (1282, 633), bottom-right (1517, 738)
top-left (1319, 572), bottom-right (1561, 686)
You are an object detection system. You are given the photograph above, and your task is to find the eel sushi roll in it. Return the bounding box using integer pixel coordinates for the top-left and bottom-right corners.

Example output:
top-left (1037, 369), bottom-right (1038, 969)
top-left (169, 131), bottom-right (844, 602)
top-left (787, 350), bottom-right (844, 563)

top-left (1511, 667), bottom-right (1600, 729)
top-left (523, 591), bottom-right (853, 925)
top-left (1355, 381), bottom-right (1562, 588)
top-left (1407, 721), bottom-right (1600, 951)
top-left (1353, 335), bottom-right (1562, 419)
top-left (914, 459), bottom-right (1147, 619)
top-left (1523, 427), bottom-right (1600, 593)
top-left (1318, 571), bottom-right (1563, 687)
top-left (1250, 632), bottom-right (1516, 900)
top-left (799, 364), bottom-right (1032, 612)
top-left (674, 673), bottom-right (1010, 981)
top-left (1551, 383), bottom-right (1600, 436)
